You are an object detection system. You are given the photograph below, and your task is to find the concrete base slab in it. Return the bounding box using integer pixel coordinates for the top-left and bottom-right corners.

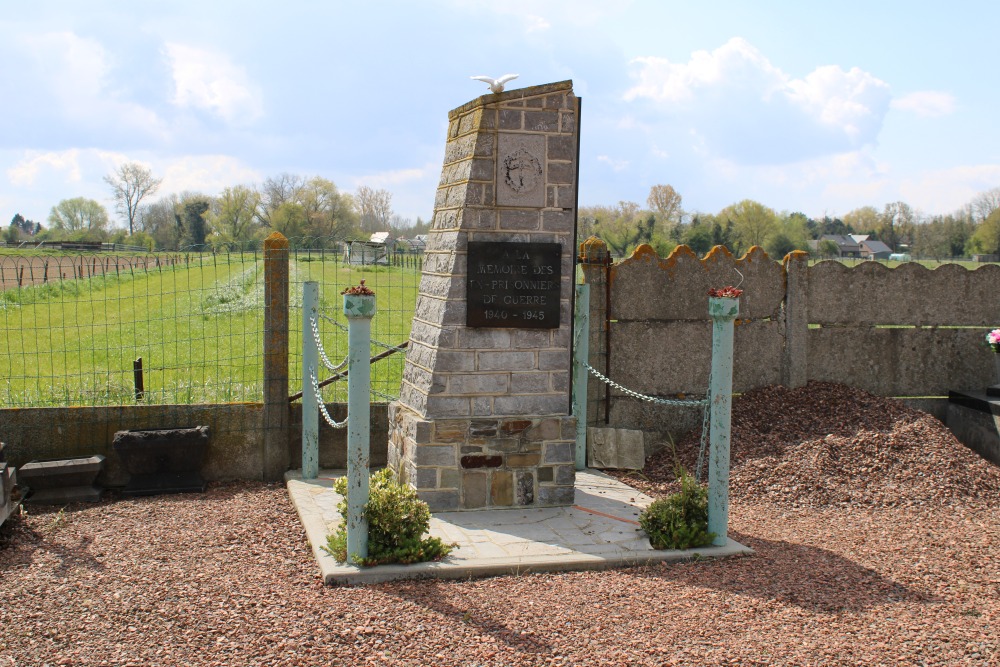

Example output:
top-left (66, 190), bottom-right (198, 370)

top-left (286, 468), bottom-right (753, 586)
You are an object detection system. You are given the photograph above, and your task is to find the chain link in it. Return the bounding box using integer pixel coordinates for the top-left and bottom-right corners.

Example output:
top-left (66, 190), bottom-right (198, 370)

top-left (370, 387), bottom-right (400, 402)
top-left (582, 361), bottom-right (707, 407)
top-left (309, 314), bottom-right (348, 373)
top-left (318, 312), bottom-right (407, 353)
top-left (581, 356), bottom-right (713, 482)
top-left (309, 365), bottom-right (348, 429)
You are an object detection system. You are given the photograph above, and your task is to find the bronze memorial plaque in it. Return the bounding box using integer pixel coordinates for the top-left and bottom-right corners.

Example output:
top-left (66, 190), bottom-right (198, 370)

top-left (466, 241), bottom-right (561, 328)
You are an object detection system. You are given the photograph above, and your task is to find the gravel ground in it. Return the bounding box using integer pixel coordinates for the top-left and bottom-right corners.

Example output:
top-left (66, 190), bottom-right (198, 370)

top-left (2, 382), bottom-right (999, 666)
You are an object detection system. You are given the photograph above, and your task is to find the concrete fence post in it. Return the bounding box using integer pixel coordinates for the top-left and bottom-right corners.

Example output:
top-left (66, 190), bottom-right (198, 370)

top-left (707, 295), bottom-right (738, 546)
top-left (578, 237), bottom-right (610, 426)
top-left (783, 251), bottom-right (809, 388)
top-left (263, 232), bottom-right (290, 482)
top-left (301, 281), bottom-right (319, 480)
top-left (344, 292), bottom-right (375, 564)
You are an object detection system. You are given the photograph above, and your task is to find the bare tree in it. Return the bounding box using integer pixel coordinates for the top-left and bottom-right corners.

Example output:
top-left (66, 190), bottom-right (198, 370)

top-left (256, 173), bottom-right (306, 227)
top-left (104, 162), bottom-right (162, 235)
top-left (971, 186), bottom-right (1000, 222)
top-left (355, 186), bottom-right (393, 233)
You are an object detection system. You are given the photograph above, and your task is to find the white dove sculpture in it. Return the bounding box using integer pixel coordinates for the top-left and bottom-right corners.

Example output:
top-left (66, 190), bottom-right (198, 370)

top-left (470, 74), bottom-right (519, 94)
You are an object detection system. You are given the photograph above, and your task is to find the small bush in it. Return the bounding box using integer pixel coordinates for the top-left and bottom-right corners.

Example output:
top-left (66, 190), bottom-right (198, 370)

top-left (324, 468), bottom-right (453, 566)
top-left (639, 466), bottom-right (715, 550)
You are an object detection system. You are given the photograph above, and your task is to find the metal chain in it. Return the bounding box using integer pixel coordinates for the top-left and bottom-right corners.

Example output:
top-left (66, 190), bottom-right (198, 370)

top-left (309, 314), bottom-right (348, 373)
top-left (582, 361), bottom-right (708, 407)
top-left (580, 346), bottom-right (713, 482)
top-left (318, 312), bottom-right (406, 353)
top-left (310, 365), bottom-right (348, 429)
top-left (695, 367), bottom-right (713, 483)
top-left (370, 387), bottom-right (399, 402)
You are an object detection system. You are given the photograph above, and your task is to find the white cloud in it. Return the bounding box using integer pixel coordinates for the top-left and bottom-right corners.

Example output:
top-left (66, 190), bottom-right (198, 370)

top-left (597, 155), bottom-right (629, 172)
top-left (160, 155), bottom-right (262, 195)
top-left (9, 31), bottom-right (165, 140)
top-left (624, 38), bottom-right (892, 164)
top-left (352, 164), bottom-right (435, 189)
top-left (165, 43), bottom-right (263, 125)
top-left (891, 91), bottom-right (956, 118)
top-left (7, 150), bottom-right (83, 187)
top-left (899, 164), bottom-right (1000, 214)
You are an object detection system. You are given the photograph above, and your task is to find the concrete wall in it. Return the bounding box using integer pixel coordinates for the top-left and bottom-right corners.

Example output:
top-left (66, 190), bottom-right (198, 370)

top-left (2, 403), bottom-right (389, 487)
top-left (582, 239), bottom-right (1000, 447)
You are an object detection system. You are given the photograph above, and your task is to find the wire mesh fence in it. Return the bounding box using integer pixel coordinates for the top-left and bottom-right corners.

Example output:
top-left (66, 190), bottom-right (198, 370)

top-left (0, 238), bottom-right (423, 408)
top-left (287, 240), bottom-right (421, 405)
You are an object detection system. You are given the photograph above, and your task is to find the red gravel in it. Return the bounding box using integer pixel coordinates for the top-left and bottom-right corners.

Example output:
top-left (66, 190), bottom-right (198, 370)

top-left (2, 382), bottom-right (999, 666)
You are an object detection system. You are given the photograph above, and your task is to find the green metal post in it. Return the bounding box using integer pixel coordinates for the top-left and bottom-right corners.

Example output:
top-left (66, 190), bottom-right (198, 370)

top-left (301, 281), bottom-right (319, 480)
top-left (707, 296), bottom-right (738, 546)
top-left (573, 284), bottom-right (590, 470)
top-left (344, 293), bottom-right (375, 564)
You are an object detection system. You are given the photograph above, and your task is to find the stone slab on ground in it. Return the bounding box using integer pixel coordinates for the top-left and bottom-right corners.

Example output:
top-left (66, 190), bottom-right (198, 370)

top-left (286, 468), bottom-right (752, 585)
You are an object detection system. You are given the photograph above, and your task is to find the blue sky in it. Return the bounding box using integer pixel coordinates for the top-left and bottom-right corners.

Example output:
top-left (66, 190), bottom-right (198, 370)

top-left (3, 1), bottom-right (999, 228)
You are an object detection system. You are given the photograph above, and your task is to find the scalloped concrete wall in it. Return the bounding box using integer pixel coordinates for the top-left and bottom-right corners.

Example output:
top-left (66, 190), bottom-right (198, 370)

top-left (580, 239), bottom-right (998, 443)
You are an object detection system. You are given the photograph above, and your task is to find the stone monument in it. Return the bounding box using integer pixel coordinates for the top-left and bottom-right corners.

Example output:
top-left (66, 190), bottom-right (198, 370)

top-left (388, 80), bottom-right (580, 510)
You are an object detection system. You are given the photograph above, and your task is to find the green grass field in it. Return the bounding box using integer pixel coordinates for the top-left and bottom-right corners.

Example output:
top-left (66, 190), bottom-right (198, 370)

top-left (0, 253), bottom-right (420, 407)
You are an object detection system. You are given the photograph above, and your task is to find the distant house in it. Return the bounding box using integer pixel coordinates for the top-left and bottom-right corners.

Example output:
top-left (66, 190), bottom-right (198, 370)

top-left (820, 234), bottom-right (862, 258)
top-left (345, 232), bottom-right (393, 266)
top-left (860, 239), bottom-right (892, 260)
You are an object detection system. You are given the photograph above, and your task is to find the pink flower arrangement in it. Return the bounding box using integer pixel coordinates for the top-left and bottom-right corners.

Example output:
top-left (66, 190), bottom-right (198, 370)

top-left (987, 329), bottom-right (1000, 350)
top-left (708, 286), bottom-right (743, 298)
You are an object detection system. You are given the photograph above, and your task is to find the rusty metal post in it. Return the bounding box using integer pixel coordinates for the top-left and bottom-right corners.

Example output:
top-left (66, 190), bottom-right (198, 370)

top-left (263, 232), bottom-right (290, 481)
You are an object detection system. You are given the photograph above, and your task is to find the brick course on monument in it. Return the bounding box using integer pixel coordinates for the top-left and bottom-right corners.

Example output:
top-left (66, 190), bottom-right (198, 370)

top-left (388, 81), bottom-right (580, 511)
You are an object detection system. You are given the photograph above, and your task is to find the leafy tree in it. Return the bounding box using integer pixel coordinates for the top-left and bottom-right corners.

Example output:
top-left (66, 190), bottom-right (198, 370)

top-left (301, 177), bottom-right (358, 241)
top-left (2, 224), bottom-right (19, 244)
top-left (646, 184), bottom-right (683, 235)
top-left (681, 218), bottom-right (714, 254)
top-left (48, 197), bottom-right (110, 233)
top-left (269, 201), bottom-right (308, 239)
top-left (179, 198), bottom-right (210, 249)
top-left (879, 201), bottom-right (916, 251)
top-left (720, 199), bottom-right (777, 254)
top-left (817, 239), bottom-right (840, 257)
top-left (968, 208), bottom-right (1000, 256)
top-left (766, 211), bottom-right (810, 257)
top-left (817, 215), bottom-right (850, 237)
top-left (104, 162), bottom-right (162, 235)
top-left (6, 214), bottom-right (41, 241)
top-left (211, 185), bottom-right (261, 248)
top-left (256, 173), bottom-right (306, 228)
top-left (139, 195), bottom-right (184, 250)
top-left (842, 206), bottom-right (880, 237)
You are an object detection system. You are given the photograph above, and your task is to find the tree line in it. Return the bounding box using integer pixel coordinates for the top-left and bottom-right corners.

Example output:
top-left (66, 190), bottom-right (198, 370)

top-left (7, 166), bottom-right (1000, 260)
top-left (581, 184), bottom-right (1000, 260)
top-left (3, 163), bottom-right (429, 250)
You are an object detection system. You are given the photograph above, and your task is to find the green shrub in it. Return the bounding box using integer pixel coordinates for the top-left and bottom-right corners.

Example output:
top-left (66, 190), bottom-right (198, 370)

top-left (639, 466), bottom-right (715, 550)
top-left (323, 468), bottom-right (453, 566)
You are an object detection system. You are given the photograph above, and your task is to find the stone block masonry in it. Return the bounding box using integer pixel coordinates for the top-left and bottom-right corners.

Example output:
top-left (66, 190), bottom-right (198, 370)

top-left (389, 81), bottom-right (581, 511)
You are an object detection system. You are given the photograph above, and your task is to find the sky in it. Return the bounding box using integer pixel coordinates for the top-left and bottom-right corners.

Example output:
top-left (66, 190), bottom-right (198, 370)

top-left (3, 1), bottom-right (1000, 230)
